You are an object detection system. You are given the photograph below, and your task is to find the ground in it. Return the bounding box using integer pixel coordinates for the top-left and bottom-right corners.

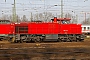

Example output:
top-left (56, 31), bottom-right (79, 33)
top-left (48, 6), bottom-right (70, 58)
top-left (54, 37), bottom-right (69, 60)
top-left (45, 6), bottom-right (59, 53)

top-left (0, 38), bottom-right (90, 60)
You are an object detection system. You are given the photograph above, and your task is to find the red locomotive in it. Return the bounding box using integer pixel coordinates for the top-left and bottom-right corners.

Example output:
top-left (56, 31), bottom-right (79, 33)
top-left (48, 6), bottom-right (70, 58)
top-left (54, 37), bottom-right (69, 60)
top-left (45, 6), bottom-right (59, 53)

top-left (0, 17), bottom-right (84, 43)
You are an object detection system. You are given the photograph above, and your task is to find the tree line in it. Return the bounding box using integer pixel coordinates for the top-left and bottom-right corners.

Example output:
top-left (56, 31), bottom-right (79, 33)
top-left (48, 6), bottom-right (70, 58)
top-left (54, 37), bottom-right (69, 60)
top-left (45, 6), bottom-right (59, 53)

top-left (0, 12), bottom-right (90, 24)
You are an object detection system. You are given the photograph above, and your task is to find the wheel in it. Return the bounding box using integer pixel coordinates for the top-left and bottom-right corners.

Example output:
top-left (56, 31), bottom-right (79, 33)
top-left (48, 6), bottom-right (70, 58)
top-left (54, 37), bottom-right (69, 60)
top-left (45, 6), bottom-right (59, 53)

top-left (34, 38), bottom-right (41, 43)
top-left (70, 40), bottom-right (72, 42)
top-left (64, 40), bottom-right (67, 42)
top-left (57, 38), bottom-right (61, 42)
top-left (75, 39), bottom-right (78, 42)
top-left (79, 39), bottom-right (84, 42)
top-left (20, 39), bottom-right (23, 43)
top-left (34, 36), bottom-right (42, 43)
top-left (14, 40), bottom-right (18, 43)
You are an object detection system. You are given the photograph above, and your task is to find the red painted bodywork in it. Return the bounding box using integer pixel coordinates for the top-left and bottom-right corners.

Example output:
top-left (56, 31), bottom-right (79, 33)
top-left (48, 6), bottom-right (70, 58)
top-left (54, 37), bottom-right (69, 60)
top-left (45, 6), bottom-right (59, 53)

top-left (0, 23), bottom-right (14, 34)
top-left (60, 24), bottom-right (82, 34)
top-left (28, 23), bottom-right (81, 34)
top-left (0, 18), bottom-right (82, 35)
top-left (28, 22), bottom-right (59, 34)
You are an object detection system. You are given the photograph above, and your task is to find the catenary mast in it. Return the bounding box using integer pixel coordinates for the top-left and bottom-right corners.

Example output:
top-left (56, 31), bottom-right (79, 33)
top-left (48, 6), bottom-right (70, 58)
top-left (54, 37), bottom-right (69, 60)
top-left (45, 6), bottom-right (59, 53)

top-left (12, 0), bottom-right (17, 22)
top-left (61, 0), bottom-right (63, 18)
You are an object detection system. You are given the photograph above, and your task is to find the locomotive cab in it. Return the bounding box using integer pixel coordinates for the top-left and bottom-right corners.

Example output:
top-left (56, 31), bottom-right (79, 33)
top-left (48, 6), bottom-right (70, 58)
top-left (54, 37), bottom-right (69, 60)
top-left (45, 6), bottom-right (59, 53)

top-left (61, 20), bottom-right (70, 24)
top-left (57, 18), bottom-right (71, 24)
top-left (51, 17), bottom-right (71, 24)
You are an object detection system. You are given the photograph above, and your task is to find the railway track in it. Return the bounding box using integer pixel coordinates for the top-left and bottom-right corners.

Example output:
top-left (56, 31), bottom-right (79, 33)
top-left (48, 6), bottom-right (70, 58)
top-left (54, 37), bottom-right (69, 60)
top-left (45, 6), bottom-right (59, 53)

top-left (0, 47), bottom-right (90, 60)
top-left (0, 40), bottom-right (90, 60)
top-left (0, 42), bottom-right (90, 48)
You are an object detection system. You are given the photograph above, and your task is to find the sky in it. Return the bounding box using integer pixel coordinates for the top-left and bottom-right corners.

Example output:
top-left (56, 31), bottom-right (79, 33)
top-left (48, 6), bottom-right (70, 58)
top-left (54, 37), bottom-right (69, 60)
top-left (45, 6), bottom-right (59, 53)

top-left (0, 0), bottom-right (90, 23)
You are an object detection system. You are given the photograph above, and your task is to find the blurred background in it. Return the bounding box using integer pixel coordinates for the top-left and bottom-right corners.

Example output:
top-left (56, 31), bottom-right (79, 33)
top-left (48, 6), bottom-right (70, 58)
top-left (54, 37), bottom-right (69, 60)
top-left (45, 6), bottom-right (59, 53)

top-left (0, 0), bottom-right (90, 24)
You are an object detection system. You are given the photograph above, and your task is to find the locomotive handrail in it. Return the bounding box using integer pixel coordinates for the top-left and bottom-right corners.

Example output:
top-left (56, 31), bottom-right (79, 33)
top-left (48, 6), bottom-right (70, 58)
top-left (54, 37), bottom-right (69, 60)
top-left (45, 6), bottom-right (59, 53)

top-left (57, 18), bottom-right (71, 21)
